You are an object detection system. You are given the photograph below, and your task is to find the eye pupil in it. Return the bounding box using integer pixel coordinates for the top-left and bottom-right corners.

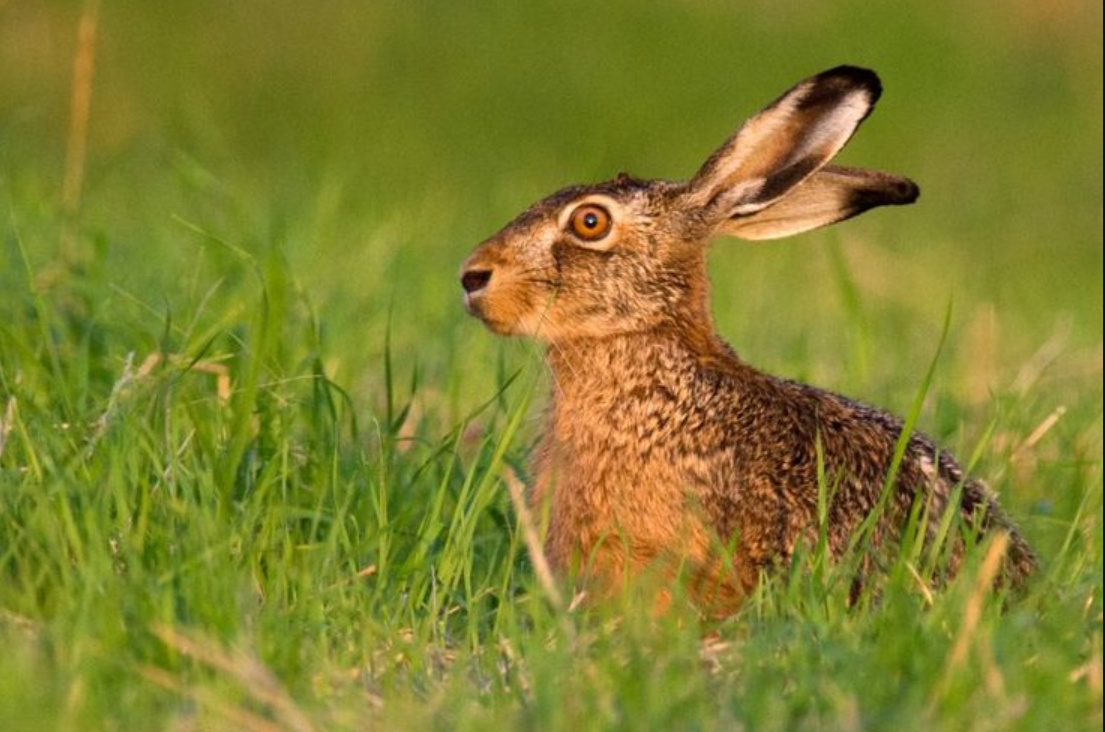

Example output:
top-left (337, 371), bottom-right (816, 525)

top-left (583, 213), bottom-right (599, 229)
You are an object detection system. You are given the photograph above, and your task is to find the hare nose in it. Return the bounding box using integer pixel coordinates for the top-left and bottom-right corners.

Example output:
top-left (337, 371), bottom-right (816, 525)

top-left (461, 268), bottom-right (492, 294)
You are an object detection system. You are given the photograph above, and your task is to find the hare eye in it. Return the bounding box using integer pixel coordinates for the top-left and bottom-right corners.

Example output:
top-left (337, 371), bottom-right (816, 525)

top-left (568, 204), bottom-right (612, 241)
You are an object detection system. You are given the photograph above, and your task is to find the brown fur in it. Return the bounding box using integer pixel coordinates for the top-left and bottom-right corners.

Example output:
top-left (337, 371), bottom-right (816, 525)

top-left (459, 66), bottom-right (1036, 615)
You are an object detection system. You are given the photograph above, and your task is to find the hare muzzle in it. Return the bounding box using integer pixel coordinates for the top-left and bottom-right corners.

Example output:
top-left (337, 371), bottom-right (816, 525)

top-left (458, 243), bottom-right (516, 332)
top-left (460, 268), bottom-right (492, 295)
top-left (458, 245), bottom-right (492, 307)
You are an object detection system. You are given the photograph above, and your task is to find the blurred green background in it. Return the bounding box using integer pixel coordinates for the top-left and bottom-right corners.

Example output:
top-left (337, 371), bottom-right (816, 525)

top-left (3, 1), bottom-right (1101, 408)
top-left (0, 2), bottom-right (1101, 729)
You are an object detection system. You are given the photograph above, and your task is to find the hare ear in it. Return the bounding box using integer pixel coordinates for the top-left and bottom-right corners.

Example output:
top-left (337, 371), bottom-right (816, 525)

top-left (718, 165), bottom-right (919, 240)
top-left (685, 66), bottom-right (883, 219)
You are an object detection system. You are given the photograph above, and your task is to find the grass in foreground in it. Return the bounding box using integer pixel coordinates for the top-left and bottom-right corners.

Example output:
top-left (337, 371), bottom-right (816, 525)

top-left (0, 243), bottom-right (1099, 731)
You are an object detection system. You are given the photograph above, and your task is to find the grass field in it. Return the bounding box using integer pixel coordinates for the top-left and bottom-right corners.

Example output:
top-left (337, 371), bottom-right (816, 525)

top-left (0, 1), bottom-right (1101, 730)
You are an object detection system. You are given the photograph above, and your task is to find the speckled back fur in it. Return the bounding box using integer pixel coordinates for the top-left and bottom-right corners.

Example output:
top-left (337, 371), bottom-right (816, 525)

top-left (459, 66), bottom-right (1036, 615)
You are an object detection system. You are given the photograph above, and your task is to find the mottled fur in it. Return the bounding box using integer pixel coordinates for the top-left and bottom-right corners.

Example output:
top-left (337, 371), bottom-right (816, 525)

top-left (459, 66), bottom-right (1035, 615)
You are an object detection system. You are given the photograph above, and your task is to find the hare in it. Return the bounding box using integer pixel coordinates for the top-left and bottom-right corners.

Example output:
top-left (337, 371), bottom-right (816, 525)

top-left (459, 66), bottom-right (1035, 614)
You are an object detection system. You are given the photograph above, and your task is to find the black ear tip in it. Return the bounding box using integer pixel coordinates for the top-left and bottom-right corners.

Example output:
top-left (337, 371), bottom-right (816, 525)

top-left (819, 65), bottom-right (883, 102)
top-left (847, 174), bottom-right (920, 210)
top-left (893, 177), bottom-right (921, 204)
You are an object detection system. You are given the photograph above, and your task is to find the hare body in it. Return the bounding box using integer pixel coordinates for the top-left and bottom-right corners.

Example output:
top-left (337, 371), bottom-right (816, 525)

top-left (460, 67), bottom-right (1035, 613)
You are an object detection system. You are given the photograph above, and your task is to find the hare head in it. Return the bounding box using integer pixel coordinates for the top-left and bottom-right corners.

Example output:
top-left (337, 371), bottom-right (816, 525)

top-left (460, 66), bottom-right (918, 342)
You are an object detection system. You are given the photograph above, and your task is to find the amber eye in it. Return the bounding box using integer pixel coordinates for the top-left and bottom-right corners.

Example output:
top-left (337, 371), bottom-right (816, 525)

top-left (568, 204), bottom-right (613, 242)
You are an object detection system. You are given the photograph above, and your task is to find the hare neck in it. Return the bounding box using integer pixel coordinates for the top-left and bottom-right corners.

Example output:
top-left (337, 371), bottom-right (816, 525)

top-left (544, 326), bottom-right (741, 405)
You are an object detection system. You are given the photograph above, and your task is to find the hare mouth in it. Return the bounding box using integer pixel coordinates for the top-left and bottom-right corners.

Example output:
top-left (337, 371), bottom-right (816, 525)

top-left (463, 292), bottom-right (487, 319)
top-left (463, 294), bottom-right (509, 333)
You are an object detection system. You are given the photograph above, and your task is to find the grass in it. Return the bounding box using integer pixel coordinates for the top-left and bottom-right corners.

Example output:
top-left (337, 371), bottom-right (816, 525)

top-left (0, 1), bottom-right (1101, 730)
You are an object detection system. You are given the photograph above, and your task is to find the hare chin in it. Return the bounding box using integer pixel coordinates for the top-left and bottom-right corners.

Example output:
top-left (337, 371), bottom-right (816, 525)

top-left (467, 303), bottom-right (530, 337)
top-left (471, 298), bottom-right (559, 339)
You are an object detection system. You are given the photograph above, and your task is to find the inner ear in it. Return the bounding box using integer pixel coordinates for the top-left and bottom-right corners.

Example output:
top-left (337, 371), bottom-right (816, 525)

top-left (686, 66), bottom-right (883, 219)
top-left (719, 165), bottom-right (920, 240)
